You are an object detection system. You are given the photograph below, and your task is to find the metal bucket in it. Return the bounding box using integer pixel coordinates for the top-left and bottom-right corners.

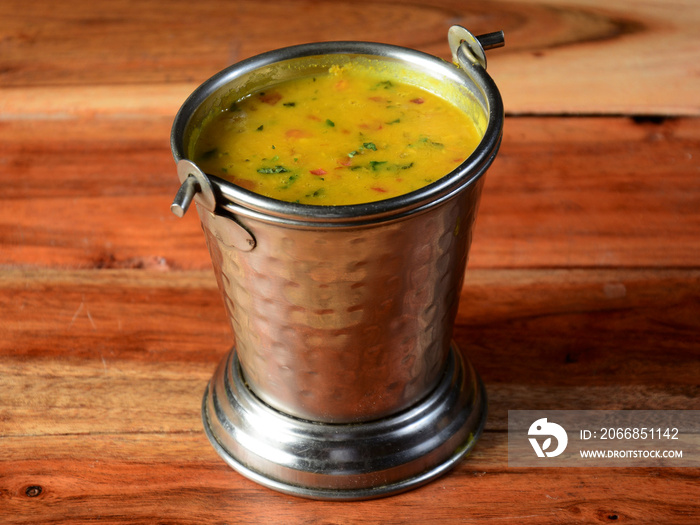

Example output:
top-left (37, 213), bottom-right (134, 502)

top-left (171, 26), bottom-right (504, 499)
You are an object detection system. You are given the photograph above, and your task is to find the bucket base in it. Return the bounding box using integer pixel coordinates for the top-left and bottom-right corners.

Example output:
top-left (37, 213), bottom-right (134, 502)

top-left (202, 343), bottom-right (487, 500)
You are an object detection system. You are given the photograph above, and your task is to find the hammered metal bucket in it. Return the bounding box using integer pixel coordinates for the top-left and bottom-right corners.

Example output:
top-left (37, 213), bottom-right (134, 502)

top-left (170, 26), bottom-right (504, 499)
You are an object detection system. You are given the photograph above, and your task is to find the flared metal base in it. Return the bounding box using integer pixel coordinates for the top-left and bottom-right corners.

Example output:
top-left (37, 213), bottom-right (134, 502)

top-left (202, 343), bottom-right (487, 500)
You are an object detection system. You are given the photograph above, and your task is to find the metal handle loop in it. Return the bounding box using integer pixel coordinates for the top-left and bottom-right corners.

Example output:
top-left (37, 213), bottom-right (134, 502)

top-left (171, 175), bottom-right (200, 218)
top-left (448, 26), bottom-right (505, 70)
top-left (171, 159), bottom-right (217, 217)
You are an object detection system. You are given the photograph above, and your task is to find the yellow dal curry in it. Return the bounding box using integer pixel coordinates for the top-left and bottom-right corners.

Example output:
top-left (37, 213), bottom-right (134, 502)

top-left (192, 64), bottom-right (482, 205)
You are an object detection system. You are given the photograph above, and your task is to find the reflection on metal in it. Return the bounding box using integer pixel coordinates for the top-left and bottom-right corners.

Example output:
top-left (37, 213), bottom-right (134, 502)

top-left (448, 26), bottom-right (505, 69)
top-left (203, 346), bottom-right (487, 500)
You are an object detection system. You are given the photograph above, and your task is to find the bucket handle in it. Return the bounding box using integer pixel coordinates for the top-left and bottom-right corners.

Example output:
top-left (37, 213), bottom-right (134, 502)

top-left (171, 159), bottom-right (256, 252)
top-left (171, 159), bottom-right (216, 217)
top-left (448, 26), bottom-right (504, 70)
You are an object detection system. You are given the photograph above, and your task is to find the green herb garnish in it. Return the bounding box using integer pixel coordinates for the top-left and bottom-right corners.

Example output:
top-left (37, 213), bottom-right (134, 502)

top-left (257, 165), bottom-right (289, 174)
top-left (348, 142), bottom-right (377, 158)
top-left (373, 80), bottom-right (393, 90)
top-left (199, 148), bottom-right (218, 160)
top-left (280, 173), bottom-right (299, 188)
top-left (307, 188), bottom-right (326, 198)
top-left (418, 136), bottom-right (444, 148)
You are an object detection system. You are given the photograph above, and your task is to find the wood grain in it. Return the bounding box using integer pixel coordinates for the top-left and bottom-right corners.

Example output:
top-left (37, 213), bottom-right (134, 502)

top-left (1, 0), bottom-right (699, 115)
top-left (1, 0), bottom-right (699, 522)
top-left (2, 117), bottom-right (698, 270)
top-left (1, 433), bottom-right (697, 525)
top-left (1, 269), bottom-right (698, 523)
top-left (2, 268), bottom-right (697, 437)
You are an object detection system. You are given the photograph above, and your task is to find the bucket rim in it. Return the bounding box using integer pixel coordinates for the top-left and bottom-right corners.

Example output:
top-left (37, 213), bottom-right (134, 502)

top-left (170, 40), bottom-right (504, 225)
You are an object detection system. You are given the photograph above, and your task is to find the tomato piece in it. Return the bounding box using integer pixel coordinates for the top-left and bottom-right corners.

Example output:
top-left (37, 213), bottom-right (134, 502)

top-left (285, 129), bottom-right (313, 139)
top-left (259, 92), bottom-right (283, 105)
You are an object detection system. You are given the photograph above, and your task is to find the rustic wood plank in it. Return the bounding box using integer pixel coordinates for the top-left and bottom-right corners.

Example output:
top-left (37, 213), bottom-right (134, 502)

top-left (0, 117), bottom-right (209, 270)
top-left (0, 432), bottom-right (697, 524)
top-left (2, 0), bottom-right (698, 522)
top-left (471, 116), bottom-right (700, 268)
top-left (490, 0), bottom-right (700, 115)
top-left (0, 270), bottom-right (226, 436)
top-left (0, 0), bottom-right (698, 115)
top-left (2, 116), bottom-right (698, 269)
top-left (1, 268), bottom-right (697, 438)
top-left (458, 268), bottom-right (700, 428)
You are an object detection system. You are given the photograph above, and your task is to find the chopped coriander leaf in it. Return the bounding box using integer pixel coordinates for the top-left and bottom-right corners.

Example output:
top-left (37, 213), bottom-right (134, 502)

top-left (307, 188), bottom-right (326, 198)
top-left (419, 136), bottom-right (444, 147)
top-left (325, 119), bottom-right (335, 127)
top-left (369, 161), bottom-right (387, 171)
top-left (386, 118), bottom-right (401, 125)
top-left (199, 148), bottom-right (218, 160)
top-left (283, 102), bottom-right (296, 107)
top-left (257, 165), bottom-right (289, 174)
top-left (279, 173), bottom-right (299, 188)
top-left (256, 125), bottom-right (264, 131)
top-left (348, 142), bottom-right (377, 158)
top-left (373, 80), bottom-right (393, 90)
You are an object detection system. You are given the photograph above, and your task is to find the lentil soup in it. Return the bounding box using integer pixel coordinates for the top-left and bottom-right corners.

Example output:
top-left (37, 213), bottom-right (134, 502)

top-left (192, 64), bottom-right (482, 205)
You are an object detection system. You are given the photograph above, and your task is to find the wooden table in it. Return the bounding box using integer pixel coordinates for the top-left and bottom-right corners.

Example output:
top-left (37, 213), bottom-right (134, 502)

top-left (2, 0), bottom-right (698, 523)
